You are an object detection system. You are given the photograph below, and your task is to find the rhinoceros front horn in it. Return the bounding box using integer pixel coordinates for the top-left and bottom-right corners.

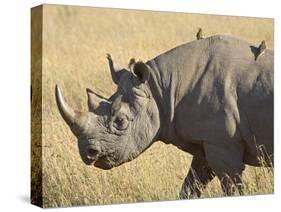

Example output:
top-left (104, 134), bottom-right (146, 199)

top-left (55, 85), bottom-right (87, 136)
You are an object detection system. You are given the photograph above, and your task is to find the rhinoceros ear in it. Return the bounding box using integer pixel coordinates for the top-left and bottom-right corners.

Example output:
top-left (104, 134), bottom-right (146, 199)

top-left (86, 88), bottom-right (109, 112)
top-left (106, 53), bottom-right (125, 84)
top-left (132, 61), bottom-right (150, 83)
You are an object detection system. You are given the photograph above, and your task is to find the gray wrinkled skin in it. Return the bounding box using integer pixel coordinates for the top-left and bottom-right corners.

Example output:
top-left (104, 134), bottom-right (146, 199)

top-left (56, 35), bottom-right (273, 197)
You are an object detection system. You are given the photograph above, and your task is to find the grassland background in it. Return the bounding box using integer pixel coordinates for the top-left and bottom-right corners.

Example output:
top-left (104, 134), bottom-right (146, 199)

top-left (32, 5), bottom-right (274, 208)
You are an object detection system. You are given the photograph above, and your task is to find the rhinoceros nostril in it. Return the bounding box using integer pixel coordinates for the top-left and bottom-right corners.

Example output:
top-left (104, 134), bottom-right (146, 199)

top-left (86, 147), bottom-right (100, 160)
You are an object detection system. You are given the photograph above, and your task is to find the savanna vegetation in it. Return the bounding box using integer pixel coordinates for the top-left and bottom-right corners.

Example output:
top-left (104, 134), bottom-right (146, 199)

top-left (31, 5), bottom-right (274, 208)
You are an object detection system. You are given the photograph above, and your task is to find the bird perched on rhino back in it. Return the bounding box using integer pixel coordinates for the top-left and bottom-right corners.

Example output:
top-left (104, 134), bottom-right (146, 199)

top-left (196, 28), bottom-right (204, 40)
top-left (256, 40), bottom-right (266, 60)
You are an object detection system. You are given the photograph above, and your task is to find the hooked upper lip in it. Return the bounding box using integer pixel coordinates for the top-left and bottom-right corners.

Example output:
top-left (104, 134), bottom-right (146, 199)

top-left (86, 148), bottom-right (100, 160)
top-left (85, 144), bottom-right (102, 160)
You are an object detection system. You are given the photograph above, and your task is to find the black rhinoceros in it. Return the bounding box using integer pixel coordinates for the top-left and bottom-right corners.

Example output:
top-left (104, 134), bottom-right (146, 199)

top-left (55, 35), bottom-right (273, 197)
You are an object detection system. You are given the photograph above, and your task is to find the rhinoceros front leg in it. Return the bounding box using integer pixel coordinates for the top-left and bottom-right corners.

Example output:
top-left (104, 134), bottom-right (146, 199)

top-left (180, 152), bottom-right (215, 199)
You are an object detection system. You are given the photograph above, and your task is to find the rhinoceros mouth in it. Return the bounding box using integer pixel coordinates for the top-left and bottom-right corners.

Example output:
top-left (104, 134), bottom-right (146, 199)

top-left (93, 156), bottom-right (114, 170)
top-left (81, 153), bottom-right (113, 170)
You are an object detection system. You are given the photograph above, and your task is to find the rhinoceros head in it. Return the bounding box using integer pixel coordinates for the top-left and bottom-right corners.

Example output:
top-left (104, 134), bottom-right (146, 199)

top-left (55, 55), bottom-right (160, 169)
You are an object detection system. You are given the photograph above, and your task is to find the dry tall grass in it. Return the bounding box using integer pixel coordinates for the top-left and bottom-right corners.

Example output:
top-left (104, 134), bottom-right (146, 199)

top-left (31, 5), bottom-right (274, 208)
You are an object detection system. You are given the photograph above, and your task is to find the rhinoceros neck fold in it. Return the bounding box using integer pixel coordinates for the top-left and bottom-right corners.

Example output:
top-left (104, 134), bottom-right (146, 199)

top-left (146, 39), bottom-right (210, 144)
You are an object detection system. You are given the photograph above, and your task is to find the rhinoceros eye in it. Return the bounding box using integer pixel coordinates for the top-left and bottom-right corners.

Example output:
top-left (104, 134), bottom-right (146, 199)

top-left (113, 116), bottom-right (129, 131)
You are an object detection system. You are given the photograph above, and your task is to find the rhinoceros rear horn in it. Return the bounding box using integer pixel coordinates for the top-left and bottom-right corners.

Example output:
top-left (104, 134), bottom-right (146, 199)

top-left (86, 88), bottom-right (109, 112)
top-left (55, 85), bottom-right (87, 135)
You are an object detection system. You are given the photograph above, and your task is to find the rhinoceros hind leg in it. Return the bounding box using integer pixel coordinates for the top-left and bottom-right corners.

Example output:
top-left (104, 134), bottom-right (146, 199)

top-left (204, 141), bottom-right (245, 196)
top-left (220, 173), bottom-right (244, 196)
top-left (180, 151), bottom-right (215, 199)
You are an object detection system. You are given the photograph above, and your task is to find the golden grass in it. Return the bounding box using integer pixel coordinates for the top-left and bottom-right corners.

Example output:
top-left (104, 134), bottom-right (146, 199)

top-left (31, 5), bottom-right (274, 207)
